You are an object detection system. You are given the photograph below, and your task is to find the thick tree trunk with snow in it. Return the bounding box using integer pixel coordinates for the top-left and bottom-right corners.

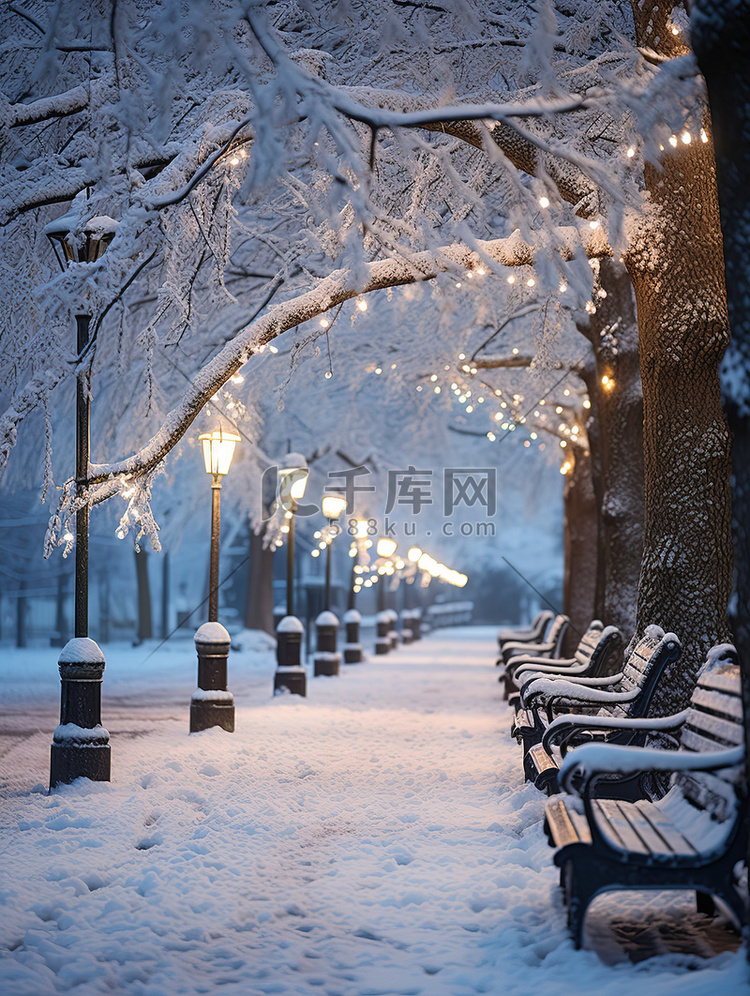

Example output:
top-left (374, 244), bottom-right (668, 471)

top-left (562, 445), bottom-right (598, 652)
top-left (579, 260), bottom-right (644, 641)
top-left (625, 140), bottom-right (733, 710)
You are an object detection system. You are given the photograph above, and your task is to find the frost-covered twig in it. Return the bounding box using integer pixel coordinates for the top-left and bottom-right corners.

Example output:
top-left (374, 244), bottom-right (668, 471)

top-left (83, 226), bottom-right (611, 499)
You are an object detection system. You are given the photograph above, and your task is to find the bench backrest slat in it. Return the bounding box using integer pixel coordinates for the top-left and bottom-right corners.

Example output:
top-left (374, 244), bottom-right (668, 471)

top-left (597, 627), bottom-right (680, 719)
top-left (546, 614), bottom-right (569, 656)
top-left (674, 647), bottom-right (745, 819)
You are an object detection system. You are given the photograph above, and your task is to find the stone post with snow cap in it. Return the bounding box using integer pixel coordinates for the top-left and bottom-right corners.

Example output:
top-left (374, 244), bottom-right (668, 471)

top-left (387, 609), bottom-right (400, 650)
top-left (49, 637), bottom-right (110, 788)
top-left (314, 611), bottom-right (341, 677)
top-left (375, 610), bottom-right (391, 655)
top-left (190, 622), bottom-right (235, 732)
top-left (274, 615), bottom-right (307, 696)
top-left (342, 608), bottom-right (362, 663)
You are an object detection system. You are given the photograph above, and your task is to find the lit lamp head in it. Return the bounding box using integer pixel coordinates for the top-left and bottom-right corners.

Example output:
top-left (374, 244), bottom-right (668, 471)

top-left (45, 214), bottom-right (118, 271)
top-left (199, 429), bottom-right (241, 478)
top-left (278, 453), bottom-right (309, 510)
top-left (376, 537), bottom-right (398, 560)
top-left (321, 493), bottom-right (347, 522)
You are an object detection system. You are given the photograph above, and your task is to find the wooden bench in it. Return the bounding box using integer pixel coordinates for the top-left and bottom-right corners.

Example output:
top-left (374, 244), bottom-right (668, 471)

top-left (510, 623), bottom-right (622, 747)
top-left (521, 626), bottom-right (682, 794)
top-left (544, 644), bottom-right (747, 947)
top-left (497, 613), bottom-right (569, 698)
top-left (497, 610), bottom-right (553, 651)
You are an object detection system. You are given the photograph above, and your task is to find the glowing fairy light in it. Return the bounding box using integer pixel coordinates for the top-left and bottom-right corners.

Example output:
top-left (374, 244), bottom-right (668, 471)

top-left (669, 135), bottom-right (678, 148)
top-left (585, 301), bottom-right (597, 314)
top-left (527, 278), bottom-right (536, 287)
top-left (701, 128), bottom-right (709, 143)
top-left (559, 282), bottom-right (567, 293)
top-left (324, 371), bottom-right (332, 379)
top-left (597, 288), bottom-right (608, 298)
top-left (539, 196), bottom-right (549, 208)
top-left (320, 318), bottom-right (330, 328)
top-left (487, 431), bottom-right (496, 441)
top-left (563, 389), bottom-right (570, 397)
top-left (583, 399), bottom-right (591, 409)
top-left (627, 147), bottom-right (635, 158)
top-left (512, 347), bottom-right (519, 355)
top-left (356, 298), bottom-right (367, 312)
top-left (434, 386), bottom-right (441, 394)
top-left (430, 374), bottom-right (438, 382)
top-left (589, 220), bottom-right (600, 229)
top-left (507, 275), bottom-right (516, 285)
top-left (681, 131), bottom-right (691, 145)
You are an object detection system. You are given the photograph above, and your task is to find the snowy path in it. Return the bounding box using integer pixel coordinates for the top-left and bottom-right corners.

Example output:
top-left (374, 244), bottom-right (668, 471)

top-left (0, 628), bottom-right (746, 995)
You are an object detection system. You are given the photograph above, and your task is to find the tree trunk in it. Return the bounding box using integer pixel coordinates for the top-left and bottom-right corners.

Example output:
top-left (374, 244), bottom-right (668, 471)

top-left (580, 260), bottom-right (644, 640)
top-left (562, 444), bottom-right (598, 652)
top-left (245, 526), bottom-right (275, 634)
top-left (625, 140), bottom-right (733, 711)
top-left (135, 548), bottom-right (153, 643)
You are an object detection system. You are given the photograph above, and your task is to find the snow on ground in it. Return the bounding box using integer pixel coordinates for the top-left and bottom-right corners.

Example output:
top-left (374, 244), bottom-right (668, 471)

top-left (0, 626), bottom-right (747, 995)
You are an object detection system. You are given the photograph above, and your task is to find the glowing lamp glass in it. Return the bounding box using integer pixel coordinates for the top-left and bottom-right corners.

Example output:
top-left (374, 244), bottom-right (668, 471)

top-left (199, 429), bottom-right (240, 476)
top-left (321, 493), bottom-right (347, 520)
top-left (376, 538), bottom-right (398, 559)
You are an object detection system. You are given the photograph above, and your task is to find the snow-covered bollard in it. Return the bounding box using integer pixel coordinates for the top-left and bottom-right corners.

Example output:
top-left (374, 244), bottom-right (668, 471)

top-left (375, 611), bottom-right (391, 655)
top-left (49, 638), bottom-right (110, 788)
top-left (274, 615), bottom-right (307, 696)
top-left (400, 609), bottom-right (414, 644)
top-left (411, 608), bottom-right (423, 641)
top-left (342, 608), bottom-right (363, 664)
top-left (387, 609), bottom-right (400, 650)
top-left (313, 611), bottom-right (341, 677)
top-left (190, 622), bottom-right (235, 733)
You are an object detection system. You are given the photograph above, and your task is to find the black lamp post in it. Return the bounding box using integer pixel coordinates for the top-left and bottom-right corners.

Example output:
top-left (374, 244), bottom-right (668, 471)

top-left (313, 493), bottom-right (347, 677)
top-left (320, 493), bottom-right (347, 610)
top-left (274, 455), bottom-right (309, 695)
top-left (190, 428), bottom-right (240, 733)
top-left (46, 214), bottom-right (116, 789)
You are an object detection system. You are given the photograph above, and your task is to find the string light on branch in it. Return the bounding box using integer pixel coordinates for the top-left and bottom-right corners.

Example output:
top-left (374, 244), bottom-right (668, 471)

top-left (681, 131), bottom-right (691, 144)
top-left (356, 298), bottom-right (368, 312)
top-left (538, 196), bottom-right (549, 208)
top-left (601, 375), bottom-right (615, 391)
top-left (701, 128), bottom-right (709, 144)
top-left (507, 275), bottom-right (516, 285)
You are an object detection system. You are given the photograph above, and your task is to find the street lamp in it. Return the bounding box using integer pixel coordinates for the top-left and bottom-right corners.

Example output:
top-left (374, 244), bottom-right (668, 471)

top-left (198, 429), bottom-right (240, 622)
top-left (46, 211), bottom-right (117, 789)
top-left (278, 456), bottom-right (309, 618)
top-left (313, 492), bottom-right (347, 678)
top-left (274, 454), bottom-right (309, 696)
top-left (191, 427), bottom-right (240, 734)
top-left (320, 492), bottom-right (347, 610)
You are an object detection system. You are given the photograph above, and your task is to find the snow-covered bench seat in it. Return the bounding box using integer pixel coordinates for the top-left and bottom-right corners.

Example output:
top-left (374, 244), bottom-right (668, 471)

top-left (496, 613), bottom-right (569, 698)
top-left (510, 622), bottom-right (622, 744)
top-left (521, 626), bottom-right (681, 793)
top-left (543, 644), bottom-right (747, 948)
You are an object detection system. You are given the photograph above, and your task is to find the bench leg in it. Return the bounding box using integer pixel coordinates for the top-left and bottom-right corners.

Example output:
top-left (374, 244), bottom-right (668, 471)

top-left (562, 859), bottom-right (594, 949)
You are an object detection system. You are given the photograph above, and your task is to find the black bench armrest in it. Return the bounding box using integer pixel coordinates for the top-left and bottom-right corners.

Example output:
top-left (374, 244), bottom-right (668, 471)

top-left (559, 742), bottom-right (745, 796)
top-left (542, 708), bottom-right (689, 755)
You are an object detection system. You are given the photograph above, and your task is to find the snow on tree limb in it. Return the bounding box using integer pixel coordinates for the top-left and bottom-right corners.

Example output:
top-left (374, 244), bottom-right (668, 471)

top-left (80, 226), bottom-right (610, 501)
top-left (5, 83), bottom-right (91, 127)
